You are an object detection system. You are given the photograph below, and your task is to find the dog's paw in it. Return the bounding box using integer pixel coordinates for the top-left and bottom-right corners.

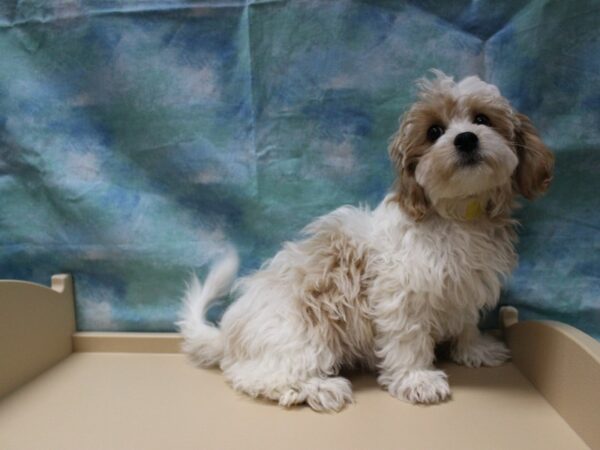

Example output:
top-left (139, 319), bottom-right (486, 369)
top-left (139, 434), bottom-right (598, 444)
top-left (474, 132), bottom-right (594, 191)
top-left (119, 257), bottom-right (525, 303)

top-left (305, 377), bottom-right (354, 412)
top-left (451, 334), bottom-right (511, 368)
top-left (279, 377), bottom-right (354, 412)
top-left (388, 369), bottom-right (450, 404)
top-left (278, 387), bottom-right (306, 407)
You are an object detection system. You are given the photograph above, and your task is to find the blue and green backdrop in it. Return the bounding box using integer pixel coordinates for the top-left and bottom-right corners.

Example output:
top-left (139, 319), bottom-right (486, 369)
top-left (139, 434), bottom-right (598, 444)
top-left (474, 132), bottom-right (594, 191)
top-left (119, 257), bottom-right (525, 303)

top-left (0, 0), bottom-right (598, 337)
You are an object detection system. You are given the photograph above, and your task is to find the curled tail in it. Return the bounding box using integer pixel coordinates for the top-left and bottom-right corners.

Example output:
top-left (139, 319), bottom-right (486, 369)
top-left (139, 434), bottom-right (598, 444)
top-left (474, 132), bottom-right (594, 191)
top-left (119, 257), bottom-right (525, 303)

top-left (178, 249), bottom-right (239, 367)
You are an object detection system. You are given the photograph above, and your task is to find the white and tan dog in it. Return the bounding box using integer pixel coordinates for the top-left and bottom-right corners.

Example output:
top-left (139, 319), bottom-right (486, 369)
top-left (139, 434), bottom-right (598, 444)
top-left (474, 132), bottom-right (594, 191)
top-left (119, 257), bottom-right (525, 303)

top-left (179, 71), bottom-right (554, 412)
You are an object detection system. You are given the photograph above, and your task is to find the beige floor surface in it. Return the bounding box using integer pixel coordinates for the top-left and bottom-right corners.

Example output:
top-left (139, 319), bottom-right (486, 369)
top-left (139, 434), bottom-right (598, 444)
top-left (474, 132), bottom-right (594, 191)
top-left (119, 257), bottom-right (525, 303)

top-left (0, 352), bottom-right (588, 450)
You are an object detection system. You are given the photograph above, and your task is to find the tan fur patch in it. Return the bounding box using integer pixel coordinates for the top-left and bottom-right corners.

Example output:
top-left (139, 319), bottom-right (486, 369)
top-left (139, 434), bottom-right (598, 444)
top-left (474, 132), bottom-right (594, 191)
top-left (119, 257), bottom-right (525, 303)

top-left (513, 113), bottom-right (555, 199)
top-left (388, 100), bottom-right (450, 220)
top-left (296, 226), bottom-right (375, 367)
top-left (388, 95), bottom-right (460, 220)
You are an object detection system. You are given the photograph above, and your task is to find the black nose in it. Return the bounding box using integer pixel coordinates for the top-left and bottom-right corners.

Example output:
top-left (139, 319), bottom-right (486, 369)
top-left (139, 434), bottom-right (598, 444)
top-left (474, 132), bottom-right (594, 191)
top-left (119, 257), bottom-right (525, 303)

top-left (454, 132), bottom-right (479, 154)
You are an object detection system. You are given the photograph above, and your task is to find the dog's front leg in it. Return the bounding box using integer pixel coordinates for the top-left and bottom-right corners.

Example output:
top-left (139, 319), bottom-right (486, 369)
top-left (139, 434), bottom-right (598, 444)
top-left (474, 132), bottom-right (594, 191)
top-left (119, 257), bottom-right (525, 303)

top-left (450, 322), bottom-right (511, 368)
top-left (374, 309), bottom-right (450, 404)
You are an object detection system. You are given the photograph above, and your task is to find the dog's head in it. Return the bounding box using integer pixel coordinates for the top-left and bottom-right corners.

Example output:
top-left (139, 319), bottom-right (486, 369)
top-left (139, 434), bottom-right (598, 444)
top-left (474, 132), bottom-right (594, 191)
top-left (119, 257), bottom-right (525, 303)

top-left (389, 71), bottom-right (554, 221)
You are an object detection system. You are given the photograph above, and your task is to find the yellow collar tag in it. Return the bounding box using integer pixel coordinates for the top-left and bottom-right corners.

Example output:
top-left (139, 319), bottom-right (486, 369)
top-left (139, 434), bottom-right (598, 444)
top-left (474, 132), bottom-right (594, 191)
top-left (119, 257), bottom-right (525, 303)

top-left (465, 200), bottom-right (484, 220)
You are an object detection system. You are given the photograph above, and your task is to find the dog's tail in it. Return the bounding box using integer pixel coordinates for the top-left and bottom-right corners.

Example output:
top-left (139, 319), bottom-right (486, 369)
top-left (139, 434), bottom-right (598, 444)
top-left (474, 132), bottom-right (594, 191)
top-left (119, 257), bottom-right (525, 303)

top-left (178, 249), bottom-right (239, 367)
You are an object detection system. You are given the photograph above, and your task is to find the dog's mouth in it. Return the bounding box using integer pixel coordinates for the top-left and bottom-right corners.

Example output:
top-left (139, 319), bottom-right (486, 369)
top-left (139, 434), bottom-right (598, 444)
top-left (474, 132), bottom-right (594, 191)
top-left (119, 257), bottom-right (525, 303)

top-left (457, 153), bottom-right (482, 168)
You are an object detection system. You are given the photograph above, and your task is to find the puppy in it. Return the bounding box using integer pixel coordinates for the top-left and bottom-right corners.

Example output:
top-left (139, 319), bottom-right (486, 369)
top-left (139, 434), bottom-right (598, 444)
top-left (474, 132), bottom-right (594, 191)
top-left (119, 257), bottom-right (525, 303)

top-left (179, 71), bottom-right (554, 412)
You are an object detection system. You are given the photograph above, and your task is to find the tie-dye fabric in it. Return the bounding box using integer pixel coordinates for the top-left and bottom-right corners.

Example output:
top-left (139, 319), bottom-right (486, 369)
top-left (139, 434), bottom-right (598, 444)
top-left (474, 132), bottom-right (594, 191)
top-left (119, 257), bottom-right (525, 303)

top-left (0, 0), bottom-right (598, 337)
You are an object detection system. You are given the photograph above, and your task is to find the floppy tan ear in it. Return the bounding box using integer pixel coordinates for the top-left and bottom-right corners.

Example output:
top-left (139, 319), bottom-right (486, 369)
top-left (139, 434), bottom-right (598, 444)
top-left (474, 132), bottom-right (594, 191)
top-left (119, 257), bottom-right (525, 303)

top-left (513, 113), bottom-right (554, 199)
top-left (389, 116), bottom-right (430, 221)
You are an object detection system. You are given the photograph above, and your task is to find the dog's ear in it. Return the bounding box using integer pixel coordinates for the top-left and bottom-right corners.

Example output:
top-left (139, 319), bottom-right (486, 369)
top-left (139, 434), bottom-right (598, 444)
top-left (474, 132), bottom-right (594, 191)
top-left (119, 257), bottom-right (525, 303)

top-left (389, 115), bottom-right (430, 221)
top-left (513, 112), bottom-right (554, 199)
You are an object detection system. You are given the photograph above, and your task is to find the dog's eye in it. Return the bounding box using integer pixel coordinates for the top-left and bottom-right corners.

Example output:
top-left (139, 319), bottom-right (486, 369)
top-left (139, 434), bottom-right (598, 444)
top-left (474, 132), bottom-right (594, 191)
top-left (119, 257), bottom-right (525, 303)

top-left (427, 125), bottom-right (445, 142)
top-left (473, 114), bottom-right (491, 126)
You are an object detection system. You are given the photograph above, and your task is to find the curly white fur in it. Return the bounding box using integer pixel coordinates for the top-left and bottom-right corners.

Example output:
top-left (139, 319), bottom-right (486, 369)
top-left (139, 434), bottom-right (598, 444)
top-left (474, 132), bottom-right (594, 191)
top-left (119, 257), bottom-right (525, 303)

top-left (178, 71), bottom-right (553, 412)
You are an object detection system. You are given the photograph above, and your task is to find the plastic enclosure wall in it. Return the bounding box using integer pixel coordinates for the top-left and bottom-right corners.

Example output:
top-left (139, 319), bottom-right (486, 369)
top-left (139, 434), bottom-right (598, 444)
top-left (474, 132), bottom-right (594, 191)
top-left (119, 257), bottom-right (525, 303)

top-left (0, 277), bottom-right (599, 450)
top-left (502, 307), bottom-right (600, 450)
top-left (0, 275), bottom-right (75, 398)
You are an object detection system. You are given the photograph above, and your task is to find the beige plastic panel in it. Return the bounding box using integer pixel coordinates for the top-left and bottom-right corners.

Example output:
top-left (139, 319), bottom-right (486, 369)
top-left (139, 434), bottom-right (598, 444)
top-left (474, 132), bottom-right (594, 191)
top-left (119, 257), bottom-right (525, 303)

top-left (0, 353), bottom-right (589, 450)
top-left (502, 307), bottom-right (600, 450)
top-left (0, 275), bottom-right (75, 398)
top-left (73, 331), bottom-right (182, 353)
top-left (0, 277), bottom-right (598, 450)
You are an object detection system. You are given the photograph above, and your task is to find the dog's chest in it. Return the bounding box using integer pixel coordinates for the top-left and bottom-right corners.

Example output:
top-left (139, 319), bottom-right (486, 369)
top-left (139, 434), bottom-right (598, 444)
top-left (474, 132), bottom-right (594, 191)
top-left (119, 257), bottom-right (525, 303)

top-left (373, 215), bottom-right (516, 319)
top-left (429, 220), bottom-right (515, 286)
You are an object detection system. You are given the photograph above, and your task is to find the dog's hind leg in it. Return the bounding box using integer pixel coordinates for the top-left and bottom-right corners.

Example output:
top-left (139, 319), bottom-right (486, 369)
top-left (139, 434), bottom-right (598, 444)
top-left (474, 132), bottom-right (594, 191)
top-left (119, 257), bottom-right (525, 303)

top-left (223, 360), bottom-right (353, 412)
top-left (277, 376), bottom-right (353, 412)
